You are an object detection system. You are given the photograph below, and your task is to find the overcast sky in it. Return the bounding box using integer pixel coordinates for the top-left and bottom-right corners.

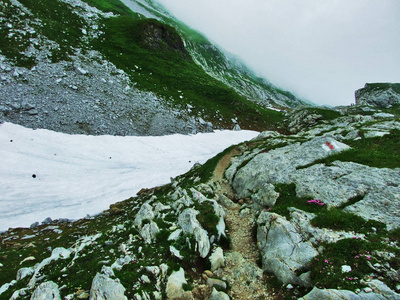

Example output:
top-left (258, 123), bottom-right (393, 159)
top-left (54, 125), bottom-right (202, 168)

top-left (156, 0), bottom-right (400, 106)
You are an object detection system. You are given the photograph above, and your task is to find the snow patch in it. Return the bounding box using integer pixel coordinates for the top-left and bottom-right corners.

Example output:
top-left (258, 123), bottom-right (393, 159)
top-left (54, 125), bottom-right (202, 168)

top-left (0, 122), bottom-right (258, 231)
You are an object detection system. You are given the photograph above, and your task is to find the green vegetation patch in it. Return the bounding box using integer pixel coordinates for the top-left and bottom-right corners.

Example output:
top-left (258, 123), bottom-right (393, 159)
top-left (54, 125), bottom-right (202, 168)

top-left (311, 238), bottom-right (377, 290)
top-left (269, 184), bottom-right (327, 218)
top-left (310, 209), bottom-right (386, 234)
top-left (364, 83), bottom-right (400, 94)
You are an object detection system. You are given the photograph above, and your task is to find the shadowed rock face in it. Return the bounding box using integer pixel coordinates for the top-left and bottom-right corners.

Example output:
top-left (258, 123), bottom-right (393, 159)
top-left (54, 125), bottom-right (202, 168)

top-left (139, 19), bottom-right (191, 60)
top-left (355, 83), bottom-right (400, 108)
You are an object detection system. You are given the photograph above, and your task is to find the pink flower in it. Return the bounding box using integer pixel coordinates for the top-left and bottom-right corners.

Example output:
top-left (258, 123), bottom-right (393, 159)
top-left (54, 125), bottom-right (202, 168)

top-left (308, 199), bottom-right (325, 206)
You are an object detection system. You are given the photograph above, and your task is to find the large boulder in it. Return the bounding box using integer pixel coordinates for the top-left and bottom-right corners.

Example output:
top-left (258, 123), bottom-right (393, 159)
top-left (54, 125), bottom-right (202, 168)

top-left (355, 83), bottom-right (400, 108)
top-left (257, 212), bottom-right (318, 286)
top-left (232, 136), bottom-right (350, 202)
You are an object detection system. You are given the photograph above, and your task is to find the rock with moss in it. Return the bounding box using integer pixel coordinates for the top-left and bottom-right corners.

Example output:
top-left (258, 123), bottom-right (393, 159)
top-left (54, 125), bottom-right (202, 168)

top-left (355, 83), bottom-right (400, 108)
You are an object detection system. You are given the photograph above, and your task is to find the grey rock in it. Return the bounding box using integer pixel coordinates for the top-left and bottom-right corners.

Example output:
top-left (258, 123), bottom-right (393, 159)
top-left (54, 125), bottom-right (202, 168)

top-left (209, 247), bottom-right (225, 271)
top-left (178, 208), bottom-right (210, 258)
top-left (17, 267), bottom-right (34, 280)
top-left (299, 286), bottom-right (385, 299)
top-left (232, 136), bottom-right (350, 202)
top-left (344, 186), bottom-right (400, 230)
top-left (206, 278), bottom-right (227, 290)
top-left (355, 83), bottom-right (400, 108)
top-left (209, 288), bottom-right (229, 300)
top-left (165, 268), bottom-right (192, 300)
top-left (257, 212), bottom-right (318, 285)
top-left (365, 279), bottom-right (400, 299)
top-left (30, 222), bottom-right (39, 229)
top-left (373, 112), bottom-right (395, 119)
top-left (364, 130), bottom-right (390, 138)
top-left (139, 221), bottom-right (160, 244)
top-left (41, 217), bottom-right (52, 225)
top-left (89, 273), bottom-right (127, 300)
top-left (30, 281), bottom-right (61, 300)
top-left (134, 203), bottom-right (154, 228)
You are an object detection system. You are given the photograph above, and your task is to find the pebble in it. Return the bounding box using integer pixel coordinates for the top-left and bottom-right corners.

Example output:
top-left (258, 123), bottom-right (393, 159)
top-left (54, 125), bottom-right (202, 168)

top-left (363, 287), bottom-right (373, 293)
top-left (204, 270), bottom-right (213, 278)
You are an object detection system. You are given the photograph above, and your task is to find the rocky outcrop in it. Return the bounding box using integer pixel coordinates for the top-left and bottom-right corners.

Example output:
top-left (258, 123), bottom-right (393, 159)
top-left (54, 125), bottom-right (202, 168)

top-left (257, 212), bottom-right (318, 286)
top-left (30, 281), bottom-right (61, 300)
top-left (355, 83), bottom-right (400, 108)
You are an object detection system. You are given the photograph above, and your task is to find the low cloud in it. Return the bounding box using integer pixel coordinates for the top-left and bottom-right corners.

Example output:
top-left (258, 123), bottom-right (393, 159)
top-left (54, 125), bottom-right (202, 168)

top-left (158, 0), bottom-right (400, 106)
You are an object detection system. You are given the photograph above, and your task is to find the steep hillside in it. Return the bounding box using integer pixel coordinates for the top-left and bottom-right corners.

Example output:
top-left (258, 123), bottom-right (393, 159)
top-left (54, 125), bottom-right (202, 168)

top-left (0, 0), bottom-right (305, 136)
top-left (1, 103), bottom-right (399, 299)
top-left (124, 0), bottom-right (306, 109)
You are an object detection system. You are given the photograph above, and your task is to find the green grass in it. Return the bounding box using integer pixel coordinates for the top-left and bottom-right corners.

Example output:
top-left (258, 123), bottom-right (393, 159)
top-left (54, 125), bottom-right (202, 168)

top-left (363, 83), bottom-right (400, 94)
top-left (269, 184), bottom-right (327, 218)
top-left (310, 238), bottom-right (376, 290)
top-left (310, 209), bottom-right (386, 234)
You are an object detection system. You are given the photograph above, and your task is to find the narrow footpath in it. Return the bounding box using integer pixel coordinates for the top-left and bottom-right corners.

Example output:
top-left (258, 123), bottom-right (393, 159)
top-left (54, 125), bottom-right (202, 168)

top-left (212, 147), bottom-right (274, 299)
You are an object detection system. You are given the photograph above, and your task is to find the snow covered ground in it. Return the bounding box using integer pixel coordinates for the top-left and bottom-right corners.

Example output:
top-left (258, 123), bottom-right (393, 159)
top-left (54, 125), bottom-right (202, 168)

top-left (0, 122), bottom-right (259, 231)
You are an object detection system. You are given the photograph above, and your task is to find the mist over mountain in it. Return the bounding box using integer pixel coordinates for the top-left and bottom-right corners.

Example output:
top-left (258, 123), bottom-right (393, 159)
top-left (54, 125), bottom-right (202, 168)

top-left (157, 0), bottom-right (400, 107)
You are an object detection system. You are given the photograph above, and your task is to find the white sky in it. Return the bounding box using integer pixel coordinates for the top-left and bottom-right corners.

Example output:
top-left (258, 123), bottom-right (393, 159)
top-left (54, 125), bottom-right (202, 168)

top-left (157, 0), bottom-right (400, 106)
top-left (0, 122), bottom-right (258, 231)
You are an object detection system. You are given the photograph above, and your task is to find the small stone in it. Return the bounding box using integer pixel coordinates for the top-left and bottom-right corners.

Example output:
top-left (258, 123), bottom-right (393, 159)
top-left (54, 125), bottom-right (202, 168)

top-left (28, 109), bottom-right (39, 115)
top-left (202, 274), bottom-right (208, 281)
top-left (206, 278), bottom-right (227, 290)
top-left (141, 275), bottom-right (151, 284)
top-left (341, 265), bottom-right (352, 273)
top-left (363, 287), bottom-right (373, 293)
top-left (204, 270), bottom-right (213, 278)
top-left (287, 284), bottom-right (294, 289)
